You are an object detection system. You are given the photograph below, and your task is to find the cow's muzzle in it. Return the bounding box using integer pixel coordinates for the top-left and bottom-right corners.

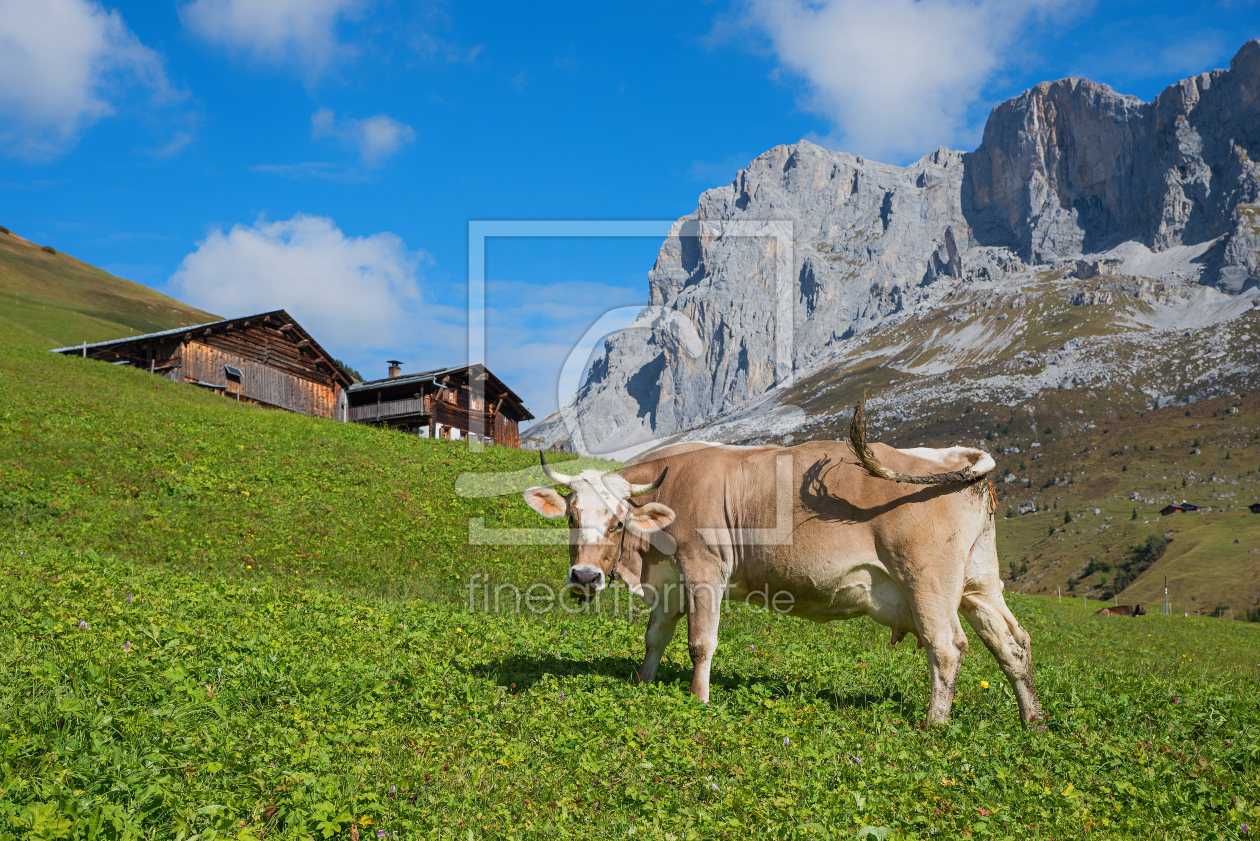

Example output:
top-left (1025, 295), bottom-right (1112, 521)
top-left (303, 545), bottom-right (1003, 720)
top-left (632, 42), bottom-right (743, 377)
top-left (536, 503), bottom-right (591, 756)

top-left (566, 565), bottom-right (606, 595)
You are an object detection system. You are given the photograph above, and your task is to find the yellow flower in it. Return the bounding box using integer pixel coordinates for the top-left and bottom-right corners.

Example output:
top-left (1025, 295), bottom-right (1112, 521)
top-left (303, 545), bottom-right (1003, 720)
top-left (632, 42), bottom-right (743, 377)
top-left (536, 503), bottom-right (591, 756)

top-left (980, 681), bottom-right (990, 689)
top-left (456, 627), bottom-right (464, 633)
top-left (246, 564), bottom-right (252, 570)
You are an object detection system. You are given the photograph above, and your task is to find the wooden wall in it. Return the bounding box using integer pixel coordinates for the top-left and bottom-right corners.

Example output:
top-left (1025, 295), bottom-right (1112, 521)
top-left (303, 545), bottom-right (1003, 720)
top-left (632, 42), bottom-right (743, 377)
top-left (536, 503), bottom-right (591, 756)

top-left (182, 341), bottom-right (343, 419)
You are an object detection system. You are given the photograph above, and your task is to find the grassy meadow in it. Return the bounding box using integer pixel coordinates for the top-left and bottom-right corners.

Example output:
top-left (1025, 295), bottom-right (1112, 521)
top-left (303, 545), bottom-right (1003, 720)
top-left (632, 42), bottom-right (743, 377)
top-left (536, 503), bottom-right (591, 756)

top-left (0, 226), bottom-right (216, 346)
top-left (3, 320), bottom-right (1260, 840)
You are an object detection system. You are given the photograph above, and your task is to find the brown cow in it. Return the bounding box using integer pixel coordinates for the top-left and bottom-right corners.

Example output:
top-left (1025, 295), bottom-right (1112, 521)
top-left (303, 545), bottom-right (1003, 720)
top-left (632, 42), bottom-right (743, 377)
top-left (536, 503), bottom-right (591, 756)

top-left (1095, 604), bottom-right (1147, 617)
top-left (523, 400), bottom-right (1045, 727)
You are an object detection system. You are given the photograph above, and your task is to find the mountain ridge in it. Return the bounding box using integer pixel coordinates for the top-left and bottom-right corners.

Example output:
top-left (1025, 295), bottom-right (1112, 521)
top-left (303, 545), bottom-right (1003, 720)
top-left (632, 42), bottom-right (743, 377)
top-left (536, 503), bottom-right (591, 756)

top-left (525, 39), bottom-right (1260, 456)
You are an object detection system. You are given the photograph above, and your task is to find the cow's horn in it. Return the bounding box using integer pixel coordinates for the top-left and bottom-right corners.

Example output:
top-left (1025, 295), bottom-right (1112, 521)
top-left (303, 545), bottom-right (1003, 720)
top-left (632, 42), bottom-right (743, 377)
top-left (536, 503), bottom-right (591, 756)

top-left (627, 466), bottom-right (668, 496)
top-left (539, 451), bottom-right (574, 487)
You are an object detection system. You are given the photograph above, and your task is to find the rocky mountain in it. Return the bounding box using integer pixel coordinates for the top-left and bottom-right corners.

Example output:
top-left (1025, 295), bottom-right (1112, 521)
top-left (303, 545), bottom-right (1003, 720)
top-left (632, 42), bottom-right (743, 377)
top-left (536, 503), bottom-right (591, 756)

top-left (525, 40), bottom-right (1260, 457)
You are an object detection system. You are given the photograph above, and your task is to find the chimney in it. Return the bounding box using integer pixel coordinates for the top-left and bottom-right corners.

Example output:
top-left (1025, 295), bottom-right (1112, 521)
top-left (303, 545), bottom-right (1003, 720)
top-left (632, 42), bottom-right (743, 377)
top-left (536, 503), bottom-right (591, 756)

top-left (387, 360), bottom-right (403, 379)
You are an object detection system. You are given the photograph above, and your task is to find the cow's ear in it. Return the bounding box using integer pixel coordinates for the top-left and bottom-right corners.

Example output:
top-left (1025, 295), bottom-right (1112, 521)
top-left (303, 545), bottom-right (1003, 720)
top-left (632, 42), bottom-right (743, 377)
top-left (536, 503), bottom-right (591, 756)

top-left (523, 486), bottom-right (566, 519)
top-left (627, 502), bottom-right (675, 535)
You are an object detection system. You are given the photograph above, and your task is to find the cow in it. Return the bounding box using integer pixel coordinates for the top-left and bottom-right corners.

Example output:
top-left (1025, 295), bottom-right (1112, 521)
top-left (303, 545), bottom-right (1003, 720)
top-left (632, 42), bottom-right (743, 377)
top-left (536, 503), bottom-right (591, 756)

top-left (522, 400), bottom-right (1044, 728)
top-left (1095, 604), bottom-right (1146, 617)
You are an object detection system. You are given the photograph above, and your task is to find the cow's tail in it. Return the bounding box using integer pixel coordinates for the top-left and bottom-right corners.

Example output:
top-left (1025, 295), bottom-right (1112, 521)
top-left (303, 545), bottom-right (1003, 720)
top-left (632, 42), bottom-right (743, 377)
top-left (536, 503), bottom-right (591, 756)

top-left (848, 396), bottom-right (996, 485)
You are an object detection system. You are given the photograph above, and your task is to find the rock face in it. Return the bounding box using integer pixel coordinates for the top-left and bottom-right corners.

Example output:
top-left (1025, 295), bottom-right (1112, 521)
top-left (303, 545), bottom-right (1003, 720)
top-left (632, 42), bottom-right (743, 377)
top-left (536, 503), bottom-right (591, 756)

top-left (966, 39), bottom-right (1260, 283)
top-left (526, 40), bottom-right (1260, 455)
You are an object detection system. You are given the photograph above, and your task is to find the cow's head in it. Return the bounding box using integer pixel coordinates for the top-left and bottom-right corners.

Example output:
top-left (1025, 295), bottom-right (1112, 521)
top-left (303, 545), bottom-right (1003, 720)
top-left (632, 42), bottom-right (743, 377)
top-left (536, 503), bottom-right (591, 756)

top-left (1133, 603), bottom-right (1147, 616)
top-left (523, 452), bottom-right (675, 600)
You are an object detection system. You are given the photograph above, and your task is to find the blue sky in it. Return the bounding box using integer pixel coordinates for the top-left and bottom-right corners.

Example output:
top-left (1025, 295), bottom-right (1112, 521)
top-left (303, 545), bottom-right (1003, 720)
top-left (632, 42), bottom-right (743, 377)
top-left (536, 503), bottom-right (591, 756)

top-left (1, 0), bottom-right (1258, 423)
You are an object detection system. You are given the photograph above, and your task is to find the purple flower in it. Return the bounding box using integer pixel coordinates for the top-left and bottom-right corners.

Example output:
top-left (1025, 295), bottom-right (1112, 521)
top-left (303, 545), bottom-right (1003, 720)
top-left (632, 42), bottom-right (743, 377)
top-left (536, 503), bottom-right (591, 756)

top-left (124, 641), bottom-right (130, 652)
top-left (77, 620), bottom-right (89, 630)
top-left (562, 630), bottom-right (567, 635)
top-left (559, 691), bottom-right (566, 699)
top-left (749, 644), bottom-right (755, 650)
top-left (711, 783), bottom-right (719, 791)
top-left (855, 757), bottom-right (863, 765)
top-left (783, 737), bottom-right (790, 746)
top-left (126, 594), bottom-right (133, 603)
top-left (377, 831), bottom-right (387, 838)
top-left (1241, 824), bottom-right (1249, 835)
top-left (389, 785), bottom-right (395, 797)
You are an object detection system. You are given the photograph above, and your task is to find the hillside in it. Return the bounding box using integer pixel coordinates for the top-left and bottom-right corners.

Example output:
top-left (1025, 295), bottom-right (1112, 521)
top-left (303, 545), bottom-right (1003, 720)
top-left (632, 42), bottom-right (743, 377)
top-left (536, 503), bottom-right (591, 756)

top-left (2, 313), bottom-right (1258, 839)
top-left (0, 224), bottom-right (217, 346)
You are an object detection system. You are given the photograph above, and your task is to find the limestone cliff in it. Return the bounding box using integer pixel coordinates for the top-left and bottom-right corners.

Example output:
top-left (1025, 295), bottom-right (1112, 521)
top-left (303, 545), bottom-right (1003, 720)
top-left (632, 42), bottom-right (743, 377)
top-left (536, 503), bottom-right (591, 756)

top-left (526, 40), bottom-right (1260, 456)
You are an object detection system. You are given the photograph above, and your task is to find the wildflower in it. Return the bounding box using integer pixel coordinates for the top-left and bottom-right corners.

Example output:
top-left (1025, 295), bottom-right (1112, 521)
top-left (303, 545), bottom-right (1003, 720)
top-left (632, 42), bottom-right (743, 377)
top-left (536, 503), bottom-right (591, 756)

top-left (377, 831), bottom-right (387, 838)
top-left (126, 594), bottom-right (132, 603)
top-left (980, 681), bottom-right (990, 689)
top-left (124, 641), bottom-right (131, 652)
top-left (711, 783), bottom-right (719, 791)
top-left (783, 737), bottom-right (790, 746)
top-left (246, 564), bottom-right (252, 570)
top-left (749, 643), bottom-right (755, 650)
top-left (456, 628), bottom-right (463, 634)
top-left (559, 691), bottom-right (566, 699)
top-left (1241, 823), bottom-right (1249, 834)
top-left (563, 630), bottom-right (567, 635)
top-left (1171, 697), bottom-right (1180, 704)
top-left (855, 757), bottom-right (863, 765)
top-left (388, 785), bottom-right (396, 797)
top-left (77, 620), bottom-right (89, 630)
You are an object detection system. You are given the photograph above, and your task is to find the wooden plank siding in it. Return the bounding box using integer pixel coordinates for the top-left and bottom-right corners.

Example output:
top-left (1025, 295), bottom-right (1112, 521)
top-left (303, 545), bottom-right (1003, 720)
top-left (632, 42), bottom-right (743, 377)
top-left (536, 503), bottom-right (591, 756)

top-left (350, 396), bottom-right (431, 423)
top-left (182, 341), bottom-right (343, 419)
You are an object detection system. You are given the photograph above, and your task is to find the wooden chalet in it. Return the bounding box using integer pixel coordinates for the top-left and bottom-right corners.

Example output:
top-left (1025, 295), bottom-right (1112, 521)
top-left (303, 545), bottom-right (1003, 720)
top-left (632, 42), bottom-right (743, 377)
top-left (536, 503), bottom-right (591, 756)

top-left (51, 310), bottom-right (353, 420)
top-left (1160, 502), bottom-right (1203, 516)
top-left (1249, 503), bottom-right (1260, 514)
top-left (347, 363), bottom-right (532, 447)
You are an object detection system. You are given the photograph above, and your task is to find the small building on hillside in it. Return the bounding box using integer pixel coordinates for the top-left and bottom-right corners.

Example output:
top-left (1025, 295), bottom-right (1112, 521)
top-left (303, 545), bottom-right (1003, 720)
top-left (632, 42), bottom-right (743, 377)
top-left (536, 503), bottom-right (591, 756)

top-left (1160, 501), bottom-right (1203, 516)
top-left (51, 310), bottom-right (353, 420)
top-left (347, 363), bottom-right (532, 447)
top-left (1250, 502), bottom-right (1260, 514)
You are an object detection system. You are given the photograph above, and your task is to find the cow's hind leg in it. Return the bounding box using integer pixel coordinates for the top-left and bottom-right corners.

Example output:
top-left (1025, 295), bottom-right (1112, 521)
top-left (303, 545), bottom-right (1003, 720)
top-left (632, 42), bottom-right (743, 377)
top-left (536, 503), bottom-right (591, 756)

top-left (916, 603), bottom-right (970, 725)
top-left (961, 589), bottom-right (1044, 729)
top-left (960, 520), bottom-right (1045, 729)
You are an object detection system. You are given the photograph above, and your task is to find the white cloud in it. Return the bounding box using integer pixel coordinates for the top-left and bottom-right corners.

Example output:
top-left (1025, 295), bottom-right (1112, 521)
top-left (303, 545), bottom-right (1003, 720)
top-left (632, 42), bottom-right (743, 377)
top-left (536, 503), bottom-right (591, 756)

top-left (179, 0), bottom-right (364, 77)
top-left (0, 0), bottom-right (175, 160)
top-left (170, 213), bottom-right (436, 355)
top-left (737, 0), bottom-right (1080, 161)
top-left (311, 107), bottom-right (415, 167)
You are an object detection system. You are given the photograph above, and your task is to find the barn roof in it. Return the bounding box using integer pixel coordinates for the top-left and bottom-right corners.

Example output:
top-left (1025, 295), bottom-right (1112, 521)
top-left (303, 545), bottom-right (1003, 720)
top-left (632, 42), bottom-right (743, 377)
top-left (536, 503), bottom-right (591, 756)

top-left (50, 309), bottom-right (353, 389)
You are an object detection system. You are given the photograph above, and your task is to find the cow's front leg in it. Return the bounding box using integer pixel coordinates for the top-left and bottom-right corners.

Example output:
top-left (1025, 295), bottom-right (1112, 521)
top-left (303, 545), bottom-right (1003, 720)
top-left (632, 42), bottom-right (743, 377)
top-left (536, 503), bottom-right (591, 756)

top-left (685, 577), bottom-right (724, 703)
top-left (636, 600), bottom-right (681, 685)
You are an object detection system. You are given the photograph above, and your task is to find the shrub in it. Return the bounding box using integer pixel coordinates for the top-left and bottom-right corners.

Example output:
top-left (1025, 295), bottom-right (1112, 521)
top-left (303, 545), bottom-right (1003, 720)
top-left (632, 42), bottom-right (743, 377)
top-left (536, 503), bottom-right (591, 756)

top-left (41, 245), bottom-right (55, 254)
top-left (1131, 509), bottom-right (1138, 520)
top-left (1109, 535), bottom-right (1170, 593)
top-left (0, 225), bottom-right (8, 234)
top-left (1064, 510), bottom-right (1073, 524)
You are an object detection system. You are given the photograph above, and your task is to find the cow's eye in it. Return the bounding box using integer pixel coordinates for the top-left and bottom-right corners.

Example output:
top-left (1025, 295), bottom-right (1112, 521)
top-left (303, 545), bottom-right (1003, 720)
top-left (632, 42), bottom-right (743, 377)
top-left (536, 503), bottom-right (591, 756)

top-left (609, 520), bottom-right (624, 533)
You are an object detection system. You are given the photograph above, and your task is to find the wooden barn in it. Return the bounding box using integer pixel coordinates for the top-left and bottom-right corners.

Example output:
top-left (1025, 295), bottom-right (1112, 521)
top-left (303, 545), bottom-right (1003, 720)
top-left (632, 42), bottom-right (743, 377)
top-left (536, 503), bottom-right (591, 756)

top-left (1160, 502), bottom-right (1203, 516)
top-left (51, 310), bottom-right (353, 420)
top-left (347, 362), bottom-right (532, 447)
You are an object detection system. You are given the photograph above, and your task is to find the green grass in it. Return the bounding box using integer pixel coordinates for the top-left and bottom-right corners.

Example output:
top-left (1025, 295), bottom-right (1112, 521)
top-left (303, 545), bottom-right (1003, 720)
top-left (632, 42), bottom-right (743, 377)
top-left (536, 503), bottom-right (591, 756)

top-left (0, 226), bottom-right (217, 347)
top-left (3, 320), bottom-right (1260, 839)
